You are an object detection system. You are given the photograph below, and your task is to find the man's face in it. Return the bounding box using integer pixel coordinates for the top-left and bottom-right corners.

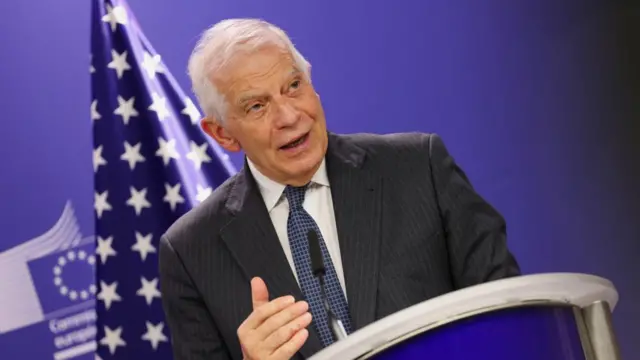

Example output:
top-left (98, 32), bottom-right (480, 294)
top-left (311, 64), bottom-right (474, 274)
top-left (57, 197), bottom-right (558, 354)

top-left (202, 45), bottom-right (328, 186)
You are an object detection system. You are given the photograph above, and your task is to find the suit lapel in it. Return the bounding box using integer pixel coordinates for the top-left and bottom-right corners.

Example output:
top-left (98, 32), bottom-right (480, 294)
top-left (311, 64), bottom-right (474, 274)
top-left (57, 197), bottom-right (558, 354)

top-left (326, 133), bottom-right (383, 331)
top-left (219, 165), bottom-right (324, 358)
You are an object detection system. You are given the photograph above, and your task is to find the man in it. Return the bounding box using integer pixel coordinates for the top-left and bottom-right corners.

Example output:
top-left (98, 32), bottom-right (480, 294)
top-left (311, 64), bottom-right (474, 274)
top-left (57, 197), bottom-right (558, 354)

top-left (158, 18), bottom-right (520, 360)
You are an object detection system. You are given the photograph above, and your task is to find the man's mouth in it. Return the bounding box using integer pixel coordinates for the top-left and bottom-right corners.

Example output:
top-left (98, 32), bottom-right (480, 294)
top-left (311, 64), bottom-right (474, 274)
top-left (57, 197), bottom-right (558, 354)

top-left (280, 133), bottom-right (309, 150)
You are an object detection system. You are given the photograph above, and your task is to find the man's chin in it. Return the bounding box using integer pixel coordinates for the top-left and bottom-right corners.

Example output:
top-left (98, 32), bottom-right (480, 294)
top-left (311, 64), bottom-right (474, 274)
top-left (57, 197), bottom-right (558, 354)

top-left (279, 157), bottom-right (323, 185)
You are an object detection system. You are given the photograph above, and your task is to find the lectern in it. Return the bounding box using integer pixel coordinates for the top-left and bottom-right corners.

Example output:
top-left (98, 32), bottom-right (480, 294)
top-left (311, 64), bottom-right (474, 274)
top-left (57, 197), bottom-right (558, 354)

top-left (309, 273), bottom-right (620, 360)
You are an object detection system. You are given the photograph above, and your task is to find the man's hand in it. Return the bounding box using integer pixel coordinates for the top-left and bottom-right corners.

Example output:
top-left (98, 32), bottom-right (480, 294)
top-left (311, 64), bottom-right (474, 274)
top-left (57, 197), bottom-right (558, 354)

top-left (238, 277), bottom-right (312, 360)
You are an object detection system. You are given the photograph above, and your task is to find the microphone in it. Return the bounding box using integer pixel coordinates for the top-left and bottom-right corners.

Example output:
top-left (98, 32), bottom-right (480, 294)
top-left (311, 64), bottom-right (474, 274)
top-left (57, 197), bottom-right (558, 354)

top-left (307, 229), bottom-right (348, 342)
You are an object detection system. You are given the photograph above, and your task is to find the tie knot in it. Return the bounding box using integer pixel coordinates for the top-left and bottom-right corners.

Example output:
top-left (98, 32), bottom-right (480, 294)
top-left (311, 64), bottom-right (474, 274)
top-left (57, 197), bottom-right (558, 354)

top-left (284, 184), bottom-right (308, 210)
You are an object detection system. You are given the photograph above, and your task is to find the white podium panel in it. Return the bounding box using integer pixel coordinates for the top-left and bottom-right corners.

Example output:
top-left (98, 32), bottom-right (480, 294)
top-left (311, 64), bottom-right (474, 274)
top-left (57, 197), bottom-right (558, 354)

top-left (309, 273), bottom-right (620, 360)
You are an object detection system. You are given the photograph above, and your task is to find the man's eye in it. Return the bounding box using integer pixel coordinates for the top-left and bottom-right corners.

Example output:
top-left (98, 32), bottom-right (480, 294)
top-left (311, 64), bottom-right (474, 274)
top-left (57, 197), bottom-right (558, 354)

top-left (290, 80), bottom-right (300, 89)
top-left (248, 103), bottom-right (263, 112)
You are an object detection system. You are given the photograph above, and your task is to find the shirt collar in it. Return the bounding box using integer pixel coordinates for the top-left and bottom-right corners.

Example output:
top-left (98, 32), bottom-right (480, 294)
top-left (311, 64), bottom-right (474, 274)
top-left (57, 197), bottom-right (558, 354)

top-left (247, 157), bottom-right (329, 212)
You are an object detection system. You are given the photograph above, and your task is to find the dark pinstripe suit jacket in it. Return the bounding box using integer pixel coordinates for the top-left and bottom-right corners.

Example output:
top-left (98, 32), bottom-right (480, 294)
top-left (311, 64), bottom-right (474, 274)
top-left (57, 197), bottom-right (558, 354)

top-left (158, 131), bottom-right (521, 360)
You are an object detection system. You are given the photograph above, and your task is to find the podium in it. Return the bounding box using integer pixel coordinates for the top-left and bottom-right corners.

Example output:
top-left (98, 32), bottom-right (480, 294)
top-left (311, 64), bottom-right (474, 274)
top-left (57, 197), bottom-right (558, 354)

top-left (309, 273), bottom-right (620, 360)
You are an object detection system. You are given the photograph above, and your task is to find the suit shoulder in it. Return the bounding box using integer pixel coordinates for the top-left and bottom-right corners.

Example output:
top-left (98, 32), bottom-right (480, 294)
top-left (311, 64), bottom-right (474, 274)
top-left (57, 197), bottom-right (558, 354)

top-left (337, 131), bottom-right (440, 157)
top-left (161, 172), bottom-right (239, 248)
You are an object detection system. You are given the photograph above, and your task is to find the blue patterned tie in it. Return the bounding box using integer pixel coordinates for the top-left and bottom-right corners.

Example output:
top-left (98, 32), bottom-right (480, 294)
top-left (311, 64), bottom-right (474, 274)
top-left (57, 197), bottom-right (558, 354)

top-left (284, 184), bottom-right (353, 347)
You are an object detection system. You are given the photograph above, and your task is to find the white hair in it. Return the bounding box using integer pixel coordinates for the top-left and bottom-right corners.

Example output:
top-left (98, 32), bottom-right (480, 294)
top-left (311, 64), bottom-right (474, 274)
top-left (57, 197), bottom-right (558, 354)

top-left (187, 18), bottom-right (311, 124)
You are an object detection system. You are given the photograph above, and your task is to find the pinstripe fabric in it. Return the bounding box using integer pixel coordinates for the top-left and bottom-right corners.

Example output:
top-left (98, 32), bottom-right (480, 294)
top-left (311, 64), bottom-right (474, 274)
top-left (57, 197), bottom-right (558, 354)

top-left (158, 132), bottom-right (521, 360)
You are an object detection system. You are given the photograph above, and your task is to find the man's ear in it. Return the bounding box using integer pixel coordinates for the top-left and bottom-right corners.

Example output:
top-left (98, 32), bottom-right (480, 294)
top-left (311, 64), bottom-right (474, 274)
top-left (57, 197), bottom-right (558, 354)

top-left (200, 117), bottom-right (241, 152)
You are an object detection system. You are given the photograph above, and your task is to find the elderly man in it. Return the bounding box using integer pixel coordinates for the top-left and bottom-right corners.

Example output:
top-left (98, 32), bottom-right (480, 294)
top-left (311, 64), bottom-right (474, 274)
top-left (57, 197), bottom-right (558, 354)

top-left (158, 18), bottom-right (520, 360)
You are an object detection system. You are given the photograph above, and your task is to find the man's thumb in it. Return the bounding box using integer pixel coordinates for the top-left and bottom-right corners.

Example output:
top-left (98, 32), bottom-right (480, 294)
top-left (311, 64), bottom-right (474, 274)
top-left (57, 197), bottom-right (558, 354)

top-left (251, 277), bottom-right (269, 309)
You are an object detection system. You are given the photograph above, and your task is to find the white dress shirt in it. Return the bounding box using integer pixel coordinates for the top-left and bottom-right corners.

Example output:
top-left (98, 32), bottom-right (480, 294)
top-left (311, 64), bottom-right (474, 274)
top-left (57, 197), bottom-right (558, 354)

top-left (247, 158), bottom-right (347, 297)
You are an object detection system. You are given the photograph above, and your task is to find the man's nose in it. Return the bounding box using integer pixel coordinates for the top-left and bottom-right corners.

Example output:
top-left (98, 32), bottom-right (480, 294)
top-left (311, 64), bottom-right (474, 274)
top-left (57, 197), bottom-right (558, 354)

top-left (273, 99), bottom-right (301, 128)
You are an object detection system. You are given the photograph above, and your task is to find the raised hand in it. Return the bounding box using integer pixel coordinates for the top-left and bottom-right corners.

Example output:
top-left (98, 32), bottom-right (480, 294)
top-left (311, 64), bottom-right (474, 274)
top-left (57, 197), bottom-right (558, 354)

top-left (238, 277), bottom-right (312, 360)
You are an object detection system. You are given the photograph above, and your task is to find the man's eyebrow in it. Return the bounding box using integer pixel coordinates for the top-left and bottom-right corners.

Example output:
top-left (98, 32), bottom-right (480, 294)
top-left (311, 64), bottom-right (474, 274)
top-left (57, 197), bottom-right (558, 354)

top-left (237, 92), bottom-right (266, 106)
top-left (236, 69), bottom-right (303, 105)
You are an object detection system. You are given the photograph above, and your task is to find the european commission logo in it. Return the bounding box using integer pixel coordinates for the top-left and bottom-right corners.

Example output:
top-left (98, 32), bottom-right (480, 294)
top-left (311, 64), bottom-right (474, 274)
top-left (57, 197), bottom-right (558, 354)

top-left (0, 201), bottom-right (95, 334)
top-left (0, 201), bottom-right (98, 360)
top-left (29, 243), bottom-right (96, 313)
top-left (54, 250), bottom-right (97, 302)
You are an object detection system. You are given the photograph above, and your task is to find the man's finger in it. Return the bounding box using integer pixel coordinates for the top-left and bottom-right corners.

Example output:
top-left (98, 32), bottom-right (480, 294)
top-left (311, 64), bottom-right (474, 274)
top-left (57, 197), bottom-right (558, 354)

top-left (251, 277), bottom-right (269, 309)
top-left (243, 295), bottom-right (295, 330)
top-left (256, 300), bottom-right (308, 341)
top-left (263, 310), bottom-right (312, 350)
top-left (270, 328), bottom-right (309, 360)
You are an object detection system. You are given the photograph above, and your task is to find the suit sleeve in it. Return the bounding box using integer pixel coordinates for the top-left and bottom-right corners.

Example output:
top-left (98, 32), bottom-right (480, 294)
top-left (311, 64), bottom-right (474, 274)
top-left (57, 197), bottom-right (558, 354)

top-left (158, 235), bottom-right (232, 360)
top-left (426, 133), bottom-right (521, 288)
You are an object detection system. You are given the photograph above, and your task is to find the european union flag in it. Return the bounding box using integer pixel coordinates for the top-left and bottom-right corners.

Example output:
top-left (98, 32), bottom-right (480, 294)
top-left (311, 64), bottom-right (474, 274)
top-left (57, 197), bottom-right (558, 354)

top-left (28, 241), bottom-right (96, 315)
top-left (90, 0), bottom-right (236, 358)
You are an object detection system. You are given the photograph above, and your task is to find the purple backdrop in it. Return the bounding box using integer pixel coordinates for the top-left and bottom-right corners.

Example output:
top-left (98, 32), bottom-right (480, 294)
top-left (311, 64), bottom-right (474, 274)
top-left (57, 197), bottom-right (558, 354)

top-left (0, 0), bottom-right (638, 359)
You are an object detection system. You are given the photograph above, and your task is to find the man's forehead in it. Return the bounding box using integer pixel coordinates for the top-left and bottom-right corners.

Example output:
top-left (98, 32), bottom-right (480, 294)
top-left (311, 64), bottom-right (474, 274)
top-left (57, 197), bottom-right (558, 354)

top-left (215, 46), bottom-right (296, 78)
top-left (216, 62), bottom-right (302, 100)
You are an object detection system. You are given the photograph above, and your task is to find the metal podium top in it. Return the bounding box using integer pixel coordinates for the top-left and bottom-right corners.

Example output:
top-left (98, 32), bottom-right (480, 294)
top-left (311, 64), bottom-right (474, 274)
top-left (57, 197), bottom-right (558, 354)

top-left (308, 273), bottom-right (618, 360)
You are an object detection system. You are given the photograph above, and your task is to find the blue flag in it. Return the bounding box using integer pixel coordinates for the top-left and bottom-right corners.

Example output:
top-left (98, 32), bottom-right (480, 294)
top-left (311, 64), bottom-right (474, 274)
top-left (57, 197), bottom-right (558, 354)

top-left (90, 0), bottom-right (236, 358)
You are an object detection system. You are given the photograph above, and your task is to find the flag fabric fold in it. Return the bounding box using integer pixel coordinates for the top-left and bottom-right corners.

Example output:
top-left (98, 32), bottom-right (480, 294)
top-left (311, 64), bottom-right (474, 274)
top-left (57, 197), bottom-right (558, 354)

top-left (90, 0), bottom-right (236, 357)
